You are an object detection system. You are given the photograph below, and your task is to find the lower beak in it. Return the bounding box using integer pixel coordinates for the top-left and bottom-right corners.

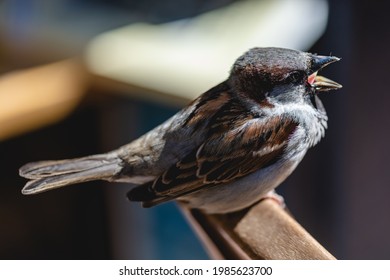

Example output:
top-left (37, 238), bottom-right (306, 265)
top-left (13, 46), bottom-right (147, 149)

top-left (312, 75), bottom-right (342, 92)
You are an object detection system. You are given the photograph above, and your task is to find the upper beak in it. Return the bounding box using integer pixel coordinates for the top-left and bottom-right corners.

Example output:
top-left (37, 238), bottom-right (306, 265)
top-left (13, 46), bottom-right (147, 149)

top-left (311, 55), bottom-right (340, 72)
top-left (308, 55), bottom-right (342, 92)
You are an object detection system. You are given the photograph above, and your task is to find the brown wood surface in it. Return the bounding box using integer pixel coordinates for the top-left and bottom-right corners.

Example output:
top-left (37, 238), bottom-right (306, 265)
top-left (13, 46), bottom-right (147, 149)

top-left (180, 199), bottom-right (336, 260)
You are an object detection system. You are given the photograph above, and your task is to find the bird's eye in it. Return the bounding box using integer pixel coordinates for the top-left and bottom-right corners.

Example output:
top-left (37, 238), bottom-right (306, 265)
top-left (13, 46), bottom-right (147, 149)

top-left (285, 71), bottom-right (304, 84)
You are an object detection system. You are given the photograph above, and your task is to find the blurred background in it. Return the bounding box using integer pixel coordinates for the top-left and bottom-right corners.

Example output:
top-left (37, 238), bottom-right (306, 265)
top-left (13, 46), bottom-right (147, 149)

top-left (0, 0), bottom-right (389, 259)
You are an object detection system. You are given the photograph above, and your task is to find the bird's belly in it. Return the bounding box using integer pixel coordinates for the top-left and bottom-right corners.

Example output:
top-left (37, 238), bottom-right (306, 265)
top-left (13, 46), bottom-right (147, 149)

top-left (179, 151), bottom-right (306, 213)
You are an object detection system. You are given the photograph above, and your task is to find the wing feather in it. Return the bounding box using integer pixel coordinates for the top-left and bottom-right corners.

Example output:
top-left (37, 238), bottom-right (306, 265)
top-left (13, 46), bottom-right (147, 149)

top-left (128, 94), bottom-right (298, 207)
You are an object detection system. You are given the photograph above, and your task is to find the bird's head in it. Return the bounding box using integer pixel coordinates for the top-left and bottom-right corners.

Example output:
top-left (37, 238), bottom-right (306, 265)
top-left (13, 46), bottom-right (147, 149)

top-left (229, 47), bottom-right (341, 107)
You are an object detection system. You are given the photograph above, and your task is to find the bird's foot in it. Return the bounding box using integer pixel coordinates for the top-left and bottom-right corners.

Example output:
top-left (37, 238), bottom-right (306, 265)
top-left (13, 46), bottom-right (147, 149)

top-left (260, 190), bottom-right (286, 208)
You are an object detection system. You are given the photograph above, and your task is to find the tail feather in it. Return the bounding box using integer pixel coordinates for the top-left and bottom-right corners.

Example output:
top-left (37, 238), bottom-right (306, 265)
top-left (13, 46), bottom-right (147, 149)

top-left (19, 156), bottom-right (113, 179)
top-left (20, 154), bottom-right (122, 195)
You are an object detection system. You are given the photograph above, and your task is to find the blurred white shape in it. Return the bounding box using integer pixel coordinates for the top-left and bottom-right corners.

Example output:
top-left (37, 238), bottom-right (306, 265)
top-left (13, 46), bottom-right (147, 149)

top-left (86, 0), bottom-right (329, 101)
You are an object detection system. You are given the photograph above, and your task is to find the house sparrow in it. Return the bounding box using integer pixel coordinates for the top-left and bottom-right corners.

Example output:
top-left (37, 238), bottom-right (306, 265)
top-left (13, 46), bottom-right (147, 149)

top-left (19, 47), bottom-right (341, 214)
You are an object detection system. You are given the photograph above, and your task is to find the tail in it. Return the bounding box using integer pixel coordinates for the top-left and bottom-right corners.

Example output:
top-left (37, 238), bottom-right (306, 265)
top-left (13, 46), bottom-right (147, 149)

top-left (19, 153), bottom-right (122, 195)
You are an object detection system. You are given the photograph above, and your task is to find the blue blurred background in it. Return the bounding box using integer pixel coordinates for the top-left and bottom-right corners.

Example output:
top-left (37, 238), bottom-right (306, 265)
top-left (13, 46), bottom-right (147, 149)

top-left (0, 0), bottom-right (389, 260)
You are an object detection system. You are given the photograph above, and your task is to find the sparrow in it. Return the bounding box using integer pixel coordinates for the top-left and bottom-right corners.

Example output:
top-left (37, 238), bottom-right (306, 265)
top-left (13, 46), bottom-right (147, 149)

top-left (19, 47), bottom-right (341, 214)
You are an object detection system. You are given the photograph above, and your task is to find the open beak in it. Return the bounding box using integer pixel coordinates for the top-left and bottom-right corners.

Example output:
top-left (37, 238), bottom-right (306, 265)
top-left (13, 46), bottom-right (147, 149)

top-left (308, 55), bottom-right (342, 92)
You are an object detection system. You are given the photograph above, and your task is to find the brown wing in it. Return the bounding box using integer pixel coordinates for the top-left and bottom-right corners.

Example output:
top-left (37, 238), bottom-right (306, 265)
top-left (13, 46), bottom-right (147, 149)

top-left (128, 100), bottom-right (298, 207)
